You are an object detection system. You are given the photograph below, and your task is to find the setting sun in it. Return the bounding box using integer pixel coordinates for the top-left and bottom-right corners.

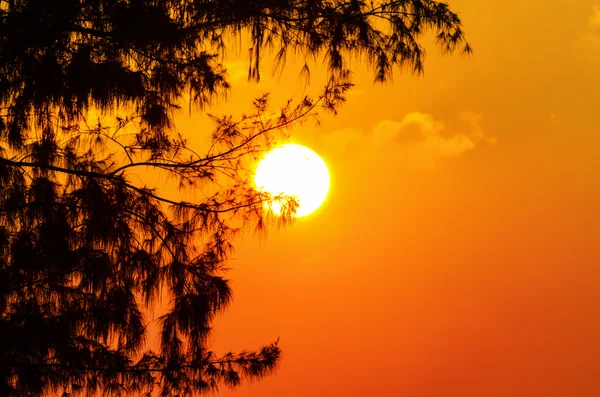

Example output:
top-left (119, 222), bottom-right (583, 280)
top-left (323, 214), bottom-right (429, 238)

top-left (254, 143), bottom-right (330, 217)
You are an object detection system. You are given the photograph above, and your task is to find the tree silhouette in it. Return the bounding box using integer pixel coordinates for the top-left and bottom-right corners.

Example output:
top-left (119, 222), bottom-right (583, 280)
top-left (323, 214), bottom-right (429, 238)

top-left (0, 1), bottom-right (470, 396)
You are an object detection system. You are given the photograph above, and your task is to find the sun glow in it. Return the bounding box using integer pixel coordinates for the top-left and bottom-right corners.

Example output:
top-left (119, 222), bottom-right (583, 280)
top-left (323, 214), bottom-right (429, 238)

top-left (254, 143), bottom-right (330, 217)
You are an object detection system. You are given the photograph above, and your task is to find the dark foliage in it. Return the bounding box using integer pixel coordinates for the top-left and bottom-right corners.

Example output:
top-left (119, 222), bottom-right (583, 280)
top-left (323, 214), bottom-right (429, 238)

top-left (0, 0), bottom-right (469, 396)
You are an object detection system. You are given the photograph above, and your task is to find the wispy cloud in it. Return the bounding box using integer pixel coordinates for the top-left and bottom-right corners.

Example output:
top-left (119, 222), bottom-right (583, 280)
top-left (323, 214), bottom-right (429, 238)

top-left (317, 111), bottom-right (494, 170)
top-left (371, 111), bottom-right (493, 169)
top-left (225, 60), bottom-right (250, 85)
top-left (585, 5), bottom-right (600, 45)
top-left (590, 5), bottom-right (600, 29)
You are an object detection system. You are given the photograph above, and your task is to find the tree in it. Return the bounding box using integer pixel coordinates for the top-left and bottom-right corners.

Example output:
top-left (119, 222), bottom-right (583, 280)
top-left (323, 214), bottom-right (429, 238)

top-left (0, 0), bottom-right (470, 396)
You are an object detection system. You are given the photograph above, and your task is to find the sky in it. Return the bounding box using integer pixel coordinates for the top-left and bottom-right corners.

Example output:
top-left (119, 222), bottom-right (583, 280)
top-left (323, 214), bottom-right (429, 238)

top-left (171, 1), bottom-right (600, 396)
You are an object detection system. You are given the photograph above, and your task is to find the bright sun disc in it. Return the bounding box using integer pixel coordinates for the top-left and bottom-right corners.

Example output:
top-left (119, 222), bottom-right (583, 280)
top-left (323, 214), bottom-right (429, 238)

top-left (254, 143), bottom-right (330, 217)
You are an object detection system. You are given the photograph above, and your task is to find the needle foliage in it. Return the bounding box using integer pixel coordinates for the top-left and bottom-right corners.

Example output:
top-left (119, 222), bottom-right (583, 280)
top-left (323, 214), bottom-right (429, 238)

top-left (0, 1), bottom-right (469, 396)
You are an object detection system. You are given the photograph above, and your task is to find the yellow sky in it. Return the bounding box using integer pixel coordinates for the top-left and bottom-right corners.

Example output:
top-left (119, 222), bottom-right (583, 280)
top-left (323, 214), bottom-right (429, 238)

top-left (169, 1), bottom-right (600, 396)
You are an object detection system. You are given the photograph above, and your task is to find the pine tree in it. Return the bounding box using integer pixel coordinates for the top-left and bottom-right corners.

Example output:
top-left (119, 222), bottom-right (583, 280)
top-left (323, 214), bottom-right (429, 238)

top-left (0, 1), bottom-right (470, 396)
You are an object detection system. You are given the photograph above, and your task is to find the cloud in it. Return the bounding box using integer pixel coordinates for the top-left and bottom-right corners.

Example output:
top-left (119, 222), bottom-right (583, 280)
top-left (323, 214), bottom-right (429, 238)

top-left (368, 111), bottom-right (493, 170)
top-left (225, 60), bottom-right (250, 84)
top-left (585, 5), bottom-right (600, 45)
top-left (302, 111), bottom-right (493, 171)
top-left (590, 5), bottom-right (600, 29)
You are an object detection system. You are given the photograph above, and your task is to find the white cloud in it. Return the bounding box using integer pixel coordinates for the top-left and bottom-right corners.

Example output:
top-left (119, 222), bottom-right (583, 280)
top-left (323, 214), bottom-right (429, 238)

top-left (303, 111), bottom-right (493, 171)
top-left (584, 5), bottom-right (600, 46)
top-left (369, 111), bottom-right (493, 170)
top-left (590, 5), bottom-right (600, 28)
top-left (225, 60), bottom-right (250, 84)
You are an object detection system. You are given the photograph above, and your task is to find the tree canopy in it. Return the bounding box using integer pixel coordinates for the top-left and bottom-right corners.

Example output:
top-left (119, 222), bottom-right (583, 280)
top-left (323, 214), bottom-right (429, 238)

top-left (0, 1), bottom-right (470, 396)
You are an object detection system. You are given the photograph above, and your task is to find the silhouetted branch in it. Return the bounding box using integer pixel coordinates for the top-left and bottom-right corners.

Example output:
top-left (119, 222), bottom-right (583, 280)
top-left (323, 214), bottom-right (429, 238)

top-left (0, 1), bottom-right (469, 395)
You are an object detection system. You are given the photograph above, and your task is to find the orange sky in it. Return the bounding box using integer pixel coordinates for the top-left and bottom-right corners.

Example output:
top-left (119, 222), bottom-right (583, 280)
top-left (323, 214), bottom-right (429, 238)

top-left (171, 1), bottom-right (600, 396)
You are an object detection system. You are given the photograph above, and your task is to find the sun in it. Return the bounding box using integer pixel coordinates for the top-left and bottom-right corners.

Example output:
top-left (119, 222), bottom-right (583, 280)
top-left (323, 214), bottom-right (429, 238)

top-left (254, 143), bottom-right (330, 217)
